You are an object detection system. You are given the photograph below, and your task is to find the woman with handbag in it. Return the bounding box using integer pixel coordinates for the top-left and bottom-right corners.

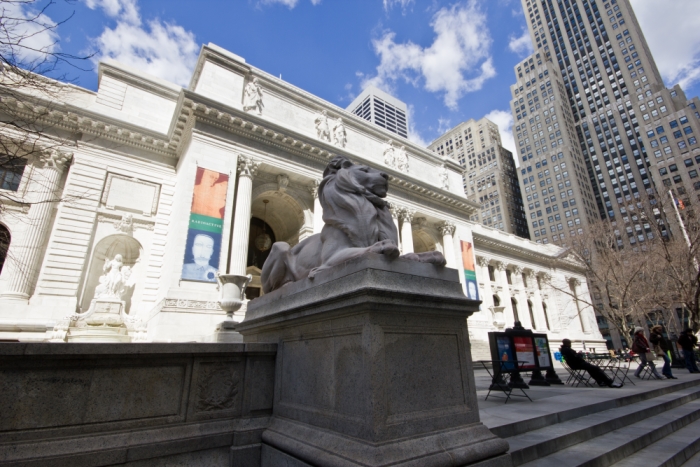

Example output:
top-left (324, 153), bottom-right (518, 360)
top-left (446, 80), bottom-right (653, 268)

top-left (649, 325), bottom-right (677, 379)
top-left (632, 327), bottom-right (664, 380)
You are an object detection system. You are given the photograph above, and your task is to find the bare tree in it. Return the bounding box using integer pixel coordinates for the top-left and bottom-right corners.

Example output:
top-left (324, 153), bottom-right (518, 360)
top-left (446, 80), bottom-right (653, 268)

top-left (0, 0), bottom-right (91, 273)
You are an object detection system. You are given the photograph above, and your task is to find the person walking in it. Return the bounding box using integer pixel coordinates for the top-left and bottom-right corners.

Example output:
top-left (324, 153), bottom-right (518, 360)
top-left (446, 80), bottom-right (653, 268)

top-left (649, 325), bottom-right (677, 379)
top-left (560, 339), bottom-right (623, 388)
top-left (632, 327), bottom-right (663, 380)
top-left (677, 328), bottom-right (700, 373)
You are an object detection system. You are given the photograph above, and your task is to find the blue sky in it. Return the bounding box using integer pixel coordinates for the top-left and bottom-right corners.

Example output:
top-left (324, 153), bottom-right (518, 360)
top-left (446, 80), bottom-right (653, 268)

top-left (21, 0), bottom-right (700, 152)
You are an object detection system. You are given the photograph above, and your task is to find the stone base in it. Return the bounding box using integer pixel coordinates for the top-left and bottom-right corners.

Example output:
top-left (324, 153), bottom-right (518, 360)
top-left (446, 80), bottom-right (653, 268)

top-left (239, 254), bottom-right (511, 467)
top-left (66, 325), bottom-right (132, 343)
top-left (261, 418), bottom-right (513, 467)
top-left (215, 329), bottom-right (244, 343)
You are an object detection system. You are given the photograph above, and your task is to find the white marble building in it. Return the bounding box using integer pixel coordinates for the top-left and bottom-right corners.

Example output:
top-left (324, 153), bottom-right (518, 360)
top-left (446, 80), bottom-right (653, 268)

top-left (0, 43), bottom-right (605, 353)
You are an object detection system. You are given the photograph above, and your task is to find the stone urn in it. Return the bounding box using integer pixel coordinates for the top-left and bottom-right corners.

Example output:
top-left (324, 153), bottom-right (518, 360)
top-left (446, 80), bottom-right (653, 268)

top-left (217, 273), bottom-right (252, 330)
top-left (490, 305), bottom-right (506, 330)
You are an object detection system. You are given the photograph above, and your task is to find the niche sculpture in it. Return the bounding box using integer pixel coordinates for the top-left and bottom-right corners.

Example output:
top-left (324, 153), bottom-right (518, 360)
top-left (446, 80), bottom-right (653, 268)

top-left (261, 156), bottom-right (445, 292)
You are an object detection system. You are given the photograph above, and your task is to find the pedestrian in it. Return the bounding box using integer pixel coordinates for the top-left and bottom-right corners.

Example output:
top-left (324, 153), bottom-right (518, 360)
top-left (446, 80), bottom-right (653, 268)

top-left (560, 339), bottom-right (623, 388)
top-left (632, 327), bottom-right (663, 380)
top-left (677, 328), bottom-right (700, 373)
top-left (649, 325), bottom-right (677, 379)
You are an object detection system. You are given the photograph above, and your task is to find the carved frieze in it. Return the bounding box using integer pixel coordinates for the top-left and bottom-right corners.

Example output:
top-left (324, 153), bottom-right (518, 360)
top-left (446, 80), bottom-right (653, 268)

top-left (195, 362), bottom-right (241, 412)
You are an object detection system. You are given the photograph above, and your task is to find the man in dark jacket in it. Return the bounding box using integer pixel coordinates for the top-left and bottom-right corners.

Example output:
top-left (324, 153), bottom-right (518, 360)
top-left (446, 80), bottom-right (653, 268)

top-left (678, 328), bottom-right (700, 373)
top-left (560, 339), bottom-right (622, 388)
top-left (650, 325), bottom-right (676, 379)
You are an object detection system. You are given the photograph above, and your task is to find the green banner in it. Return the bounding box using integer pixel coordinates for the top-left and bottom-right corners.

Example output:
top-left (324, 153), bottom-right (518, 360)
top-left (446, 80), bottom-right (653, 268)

top-left (189, 213), bottom-right (223, 233)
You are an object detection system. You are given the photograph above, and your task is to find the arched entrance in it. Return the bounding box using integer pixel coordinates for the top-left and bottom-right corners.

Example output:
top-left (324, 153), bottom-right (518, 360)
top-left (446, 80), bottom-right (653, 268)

top-left (81, 234), bottom-right (142, 314)
top-left (0, 223), bottom-right (9, 275)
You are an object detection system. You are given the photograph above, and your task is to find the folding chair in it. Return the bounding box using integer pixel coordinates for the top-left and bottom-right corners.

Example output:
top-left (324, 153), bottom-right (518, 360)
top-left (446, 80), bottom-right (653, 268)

top-left (562, 360), bottom-right (595, 387)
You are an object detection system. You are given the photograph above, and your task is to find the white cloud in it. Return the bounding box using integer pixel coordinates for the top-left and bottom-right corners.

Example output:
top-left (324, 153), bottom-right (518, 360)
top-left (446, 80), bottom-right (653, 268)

top-left (85, 0), bottom-right (199, 87)
top-left (630, 0), bottom-right (700, 90)
top-left (364, 0), bottom-right (495, 110)
top-left (383, 0), bottom-right (414, 13)
top-left (437, 117), bottom-right (452, 135)
top-left (407, 104), bottom-right (428, 147)
top-left (508, 29), bottom-right (533, 57)
top-left (0, 1), bottom-right (60, 66)
top-left (484, 109), bottom-right (516, 164)
top-left (257, 0), bottom-right (322, 8)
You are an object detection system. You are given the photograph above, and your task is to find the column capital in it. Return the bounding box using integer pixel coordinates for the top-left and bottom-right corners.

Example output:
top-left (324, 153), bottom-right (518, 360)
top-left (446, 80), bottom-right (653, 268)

top-left (308, 179), bottom-right (321, 198)
top-left (512, 265), bottom-right (523, 275)
top-left (437, 221), bottom-right (456, 237)
top-left (524, 269), bottom-right (537, 279)
top-left (39, 149), bottom-right (72, 172)
top-left (400, 208), bottom-right (415, 223)
top-left (567, 276), bottom-right (581, 287)
top-left (539, 272), bottom-right (552, 284)
top-left (388, 202), bottom-right (401, 219)
top-left (237, 155), bottom-right (259, 178)
top-left (476, 256), bottom-right (491, 267)
top-left (495, 261), bottom-right (507, 272)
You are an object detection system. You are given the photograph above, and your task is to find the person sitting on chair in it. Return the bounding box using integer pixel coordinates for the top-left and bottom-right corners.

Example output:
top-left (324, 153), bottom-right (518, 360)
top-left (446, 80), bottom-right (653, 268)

top-left (560, 339), bottom-right (623, 388)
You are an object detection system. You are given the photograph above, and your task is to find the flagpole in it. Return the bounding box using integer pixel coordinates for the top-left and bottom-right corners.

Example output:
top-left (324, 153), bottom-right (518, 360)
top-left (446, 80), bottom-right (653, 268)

top-left (669, 190), bottom-right (693, 250)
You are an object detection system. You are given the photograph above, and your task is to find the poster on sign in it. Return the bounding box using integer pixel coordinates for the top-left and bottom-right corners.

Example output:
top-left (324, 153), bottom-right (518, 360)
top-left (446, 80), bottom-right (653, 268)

top-left (496, 335), bottom-right (515, 371)
top-left (181, 167), bottom-right (229, 283)
top-left (534, 336), bottom-right (552, 368)
top-left (513, 336), bottom-right (536, 369)
top-left (460, 240), bottom-right (479, 301)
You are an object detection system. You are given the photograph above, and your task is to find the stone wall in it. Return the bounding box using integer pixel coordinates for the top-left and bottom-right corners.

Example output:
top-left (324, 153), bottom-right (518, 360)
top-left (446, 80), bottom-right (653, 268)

top-left (0, 343), bottom-right (275, 467)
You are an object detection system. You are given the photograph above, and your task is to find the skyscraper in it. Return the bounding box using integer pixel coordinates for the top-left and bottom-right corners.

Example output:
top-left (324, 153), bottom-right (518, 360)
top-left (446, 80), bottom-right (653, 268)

top-left (429, 117), bottom-right (530, 238)
top-left (513, 0), bottom-right (700, 249)
top-left (347, 86), bottom-right (408, 138)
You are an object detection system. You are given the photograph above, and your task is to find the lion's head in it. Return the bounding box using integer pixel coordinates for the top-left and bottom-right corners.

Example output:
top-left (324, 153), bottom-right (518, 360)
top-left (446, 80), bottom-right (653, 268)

top-left (319, 156), bottom-right (398, 248)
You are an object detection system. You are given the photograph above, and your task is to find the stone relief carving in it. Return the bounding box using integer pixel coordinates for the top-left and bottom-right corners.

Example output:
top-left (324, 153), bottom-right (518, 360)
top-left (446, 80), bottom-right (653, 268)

top-left (242, 76), bottom-right (264, 115)
top-left (277, 174), bottom-right (289, 193)
top-left (332, 117), bottom-right (347, 148)
top-left (114, 214), bottom-right (134, 235)
top-left (382, 140), bottom-right (408, 172)
top-left (412, 217), bottom-right (427, 231)
top-left (308, 179), bottom-right (320, 199)
top-left (439, 164), bottom-right (449, 190)
top-left (163, 299), bottom-right (222, 310)
top-left (314, 110), bottom-right (331, 142)
top-left (196, 363), bottom-right (241, 412)
top-left (261, 156), bottom-right (446, 293)
top-left (39, 149), bottom-right (72, 172)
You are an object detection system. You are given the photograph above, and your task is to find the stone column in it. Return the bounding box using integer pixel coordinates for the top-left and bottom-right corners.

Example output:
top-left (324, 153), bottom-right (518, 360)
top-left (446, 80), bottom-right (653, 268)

top-left (496, 262), bottom-right (516, 326)
top-left (513, 266), bottom-right (532, 329)
top-left (437, 221), bottom-right (457, 268)
top-left (400, 208), bottom-right (415, 254)
top-left (477, 256), bottom-right (493, 306)
top-left (309, 179), bottom-right (323, 234)
top-left (0, 150), bottom-right (72, 300)
top-left (228, 156), bottom-right (259, 276)
top-left (570, 277), bottom-right (590, 332)
top-left (389, 203), bottom-right (401, 250)
top-left (527, 270), bottom-right (545, 330)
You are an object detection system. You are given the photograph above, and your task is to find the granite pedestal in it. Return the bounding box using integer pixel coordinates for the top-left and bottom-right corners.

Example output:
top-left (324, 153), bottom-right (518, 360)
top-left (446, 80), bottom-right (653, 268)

top-left (237, 254), bottom-right (512, 467)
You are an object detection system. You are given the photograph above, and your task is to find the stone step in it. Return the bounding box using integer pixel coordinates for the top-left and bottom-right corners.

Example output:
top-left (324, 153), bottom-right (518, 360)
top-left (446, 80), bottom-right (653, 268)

top-left (517, 398), bottom-right (700, 467)
top-left (487, 378), bottom-right (700, 439)
top-left (470, 338), bottom-right (491, 362)
top-left (508, 386), bottom-right (700, 466)
top-left (611, 417), bottom-right (700, 467)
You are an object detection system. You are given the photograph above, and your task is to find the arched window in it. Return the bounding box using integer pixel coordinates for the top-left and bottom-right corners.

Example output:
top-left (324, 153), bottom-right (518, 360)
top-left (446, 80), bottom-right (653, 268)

top-left (488, 265), bottom-right (496, 282)
top-left (0, 224), bottom-right (9, 274)
top-left (528, 300), bottom-right (536, 329)
top-left (511, 297), bottom-right (520, 322)
top-left (542, 303), bottom-right (550, 330)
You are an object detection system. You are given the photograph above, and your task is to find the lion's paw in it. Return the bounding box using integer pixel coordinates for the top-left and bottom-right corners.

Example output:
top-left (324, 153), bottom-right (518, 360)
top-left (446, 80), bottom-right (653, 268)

top-left (370, 240), bottom-right (400, 259)
top-left (401, 251), bottom-right (447, 267)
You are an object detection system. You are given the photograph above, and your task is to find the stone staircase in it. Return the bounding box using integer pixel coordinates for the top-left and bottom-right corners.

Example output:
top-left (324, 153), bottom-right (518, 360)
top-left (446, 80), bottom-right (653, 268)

top-left (469, 338), bottom-right (492, 362)
top-left (487, 378), bottom-right (700, 467)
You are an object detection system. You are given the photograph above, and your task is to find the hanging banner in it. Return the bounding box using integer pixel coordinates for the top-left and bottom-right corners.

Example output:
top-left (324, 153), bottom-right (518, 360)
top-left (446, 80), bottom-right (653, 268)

top-left (181, 167), bottom-right (229, 282)
top-left (460, 240), bottom-right (479, 301)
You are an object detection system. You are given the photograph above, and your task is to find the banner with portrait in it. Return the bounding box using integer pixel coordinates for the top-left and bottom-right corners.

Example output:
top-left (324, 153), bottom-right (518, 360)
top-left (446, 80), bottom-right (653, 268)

top-left (181, 167), bottom-right (229, 283)
top-left (460, 240), bottom-right (479, 301)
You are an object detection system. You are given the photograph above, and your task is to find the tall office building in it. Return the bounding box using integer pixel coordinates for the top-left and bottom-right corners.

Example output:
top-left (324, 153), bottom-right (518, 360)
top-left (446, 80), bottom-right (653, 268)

top-left (429, 117), bottom-right (530, 238)
top-left (513, 0), bottom-right (700, 249)
top-left (513, 0), bottom-right (700, 347)
top-left (347, 86), bottom-right (408, 138)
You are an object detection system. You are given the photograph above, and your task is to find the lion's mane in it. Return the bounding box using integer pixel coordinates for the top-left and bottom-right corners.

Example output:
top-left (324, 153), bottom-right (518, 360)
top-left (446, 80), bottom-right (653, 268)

top-left (318, 156), bottom-right (398, 247)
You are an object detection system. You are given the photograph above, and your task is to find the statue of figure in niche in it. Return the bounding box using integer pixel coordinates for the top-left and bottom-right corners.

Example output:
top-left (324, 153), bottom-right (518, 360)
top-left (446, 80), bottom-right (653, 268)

top-left (92, 254), bottom-right (135, 302)
top-left (243, 77), bottom-right (264, 115)
top-left (333, 118), bottom-right (347, 148)
top-left (315, 110), bottom-right (331, 142)
top-left (396, 145), bottom-right (409, 173)
top-left (383, 139), bottom-right (396, 168)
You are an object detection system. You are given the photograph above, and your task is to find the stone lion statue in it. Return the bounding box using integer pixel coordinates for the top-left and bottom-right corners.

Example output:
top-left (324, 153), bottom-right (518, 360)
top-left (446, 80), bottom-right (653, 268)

top-left (261, 156), bottom-right (446, 293)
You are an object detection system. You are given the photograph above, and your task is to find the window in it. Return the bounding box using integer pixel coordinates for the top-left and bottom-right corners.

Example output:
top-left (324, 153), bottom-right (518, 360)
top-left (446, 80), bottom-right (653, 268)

top-left (670, 120), bottom-right (679, 129)
top-left (685, 158), bottom-right (694, 167)
top-left (488, 265), bottom-right (496, 282)
top-left (685, 126), bottom-right (694, 135)
top-left (690, 170), bottom-right (698, 179)
top-left (670, 164), bottom-right (678, 172)
top-left (659, 167), bottom-right (668, 176)
top-left (0, 156), bottom-right (26, 192)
